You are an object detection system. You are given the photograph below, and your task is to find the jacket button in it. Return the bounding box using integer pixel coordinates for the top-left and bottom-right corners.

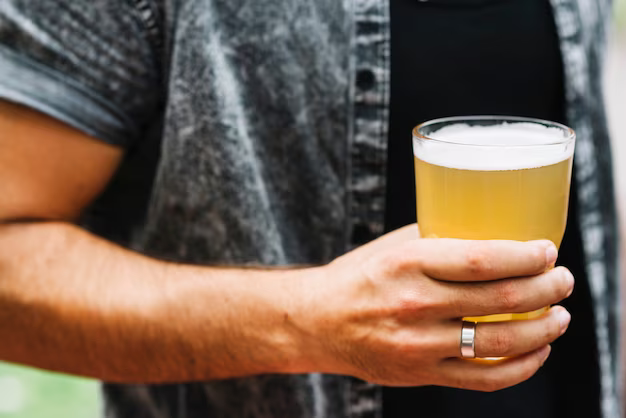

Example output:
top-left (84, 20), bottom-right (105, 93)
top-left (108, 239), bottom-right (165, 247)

top-left (356, 69), bottom-right (376, 91)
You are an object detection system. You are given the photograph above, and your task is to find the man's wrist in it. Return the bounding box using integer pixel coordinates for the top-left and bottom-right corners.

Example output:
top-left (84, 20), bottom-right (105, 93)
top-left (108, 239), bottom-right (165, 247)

top-left (157, 263), bottom-right (331, 379)
top-left (267, 265), bottom-right (331, 375)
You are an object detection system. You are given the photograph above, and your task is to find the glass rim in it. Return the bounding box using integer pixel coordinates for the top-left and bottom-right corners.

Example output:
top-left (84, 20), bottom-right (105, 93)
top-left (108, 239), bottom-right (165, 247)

top-left (412, 115), bottom-right (576, 148)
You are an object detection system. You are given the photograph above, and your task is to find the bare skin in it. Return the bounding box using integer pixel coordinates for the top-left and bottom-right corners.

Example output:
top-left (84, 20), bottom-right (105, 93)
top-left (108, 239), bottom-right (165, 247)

top-left (0, 100), bottom-right (572, 390)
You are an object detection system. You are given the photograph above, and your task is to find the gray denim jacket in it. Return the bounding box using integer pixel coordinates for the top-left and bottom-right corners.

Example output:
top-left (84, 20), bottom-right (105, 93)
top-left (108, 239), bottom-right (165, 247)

top-left (0, 0), bottom-right (620, 417)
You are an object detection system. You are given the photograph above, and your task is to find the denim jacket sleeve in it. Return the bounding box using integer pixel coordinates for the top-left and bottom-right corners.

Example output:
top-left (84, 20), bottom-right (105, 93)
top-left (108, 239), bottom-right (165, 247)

top-left (0, 0), bottom-right (162, 146)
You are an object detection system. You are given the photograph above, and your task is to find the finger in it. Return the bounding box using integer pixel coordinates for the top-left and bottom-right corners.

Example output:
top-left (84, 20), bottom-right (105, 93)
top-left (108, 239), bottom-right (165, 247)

top-left (411, 238), bottom-right (556, 282)
top-left (437, 345), bottom-right (551, 392)
top-left (435, 307), bottom-right (567, 358)
top-left (429, 266), bottom-right (574, 318)
top-left (436, 306), bottom-right (569, 358)
top-left (473, 307), bottom-right (570, 357)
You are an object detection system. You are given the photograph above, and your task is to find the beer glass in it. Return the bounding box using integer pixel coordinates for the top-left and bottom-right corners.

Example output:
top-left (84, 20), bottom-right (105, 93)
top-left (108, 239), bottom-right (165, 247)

top-left (413, 116), bottom-right (575, 322)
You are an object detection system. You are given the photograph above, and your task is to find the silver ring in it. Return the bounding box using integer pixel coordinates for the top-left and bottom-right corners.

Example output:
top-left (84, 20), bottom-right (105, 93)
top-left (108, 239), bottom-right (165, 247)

top-left (460, 321), bottom-right (476, 358)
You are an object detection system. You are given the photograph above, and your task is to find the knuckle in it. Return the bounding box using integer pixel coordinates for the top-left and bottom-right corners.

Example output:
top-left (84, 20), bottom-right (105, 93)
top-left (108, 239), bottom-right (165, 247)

top-left (394, 290), bottom-right (429, 316)
top-left (445, 289), bottom-right (467, 318)
top-left (488, 328), bottom-right (515, 356)
top-left (391, 332), bottom-right (435, 358)
top-left (383, 251), bottom-right (416, 277)
top-left (465, 247), bottom-right (494, 277)
top-left (494, 281), bottom-right (523, 312)
top-left (387, 335), bottom-right (414, 357)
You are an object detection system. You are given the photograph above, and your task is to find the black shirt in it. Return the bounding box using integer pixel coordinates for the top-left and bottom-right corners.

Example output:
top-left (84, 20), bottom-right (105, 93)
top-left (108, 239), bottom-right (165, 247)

top-left (384, 0), bottom-right (600, 417)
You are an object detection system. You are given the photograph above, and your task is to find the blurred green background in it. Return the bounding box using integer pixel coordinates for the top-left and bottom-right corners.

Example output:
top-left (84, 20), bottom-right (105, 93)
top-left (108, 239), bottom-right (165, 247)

top-left (0, 362), bottom-right (100, 418)
top-left (1, 2), bottom-right (626, 418)
top-left (617, 0), bottom-right (626, 28)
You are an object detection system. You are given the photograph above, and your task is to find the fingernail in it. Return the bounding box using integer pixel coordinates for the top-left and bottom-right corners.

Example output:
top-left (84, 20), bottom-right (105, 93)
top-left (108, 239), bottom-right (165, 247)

top-left (545, 243), bottom-right (558, 267)
top-left (558, 308), bottom-right (571, 335)
top-left (540, 345), bottom-right (552, 366)
top-left (563, 269), bottom-right (575, 297)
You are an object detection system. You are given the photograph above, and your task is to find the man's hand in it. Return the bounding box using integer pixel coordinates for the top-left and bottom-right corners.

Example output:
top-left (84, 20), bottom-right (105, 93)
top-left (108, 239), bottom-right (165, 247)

top-left (0, 101), bottom-right (572, 389)
top-left (289, 225), bottom-right (572, 392)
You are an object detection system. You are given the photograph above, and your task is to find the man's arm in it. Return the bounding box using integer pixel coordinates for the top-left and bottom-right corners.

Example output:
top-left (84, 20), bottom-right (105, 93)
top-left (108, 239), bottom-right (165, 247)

top-left (0, 101), bottom-right (312, 382)
top-left (0, 100), bottom-right (573, 390)
top-left (0, 101), bottom-right (123, 221)
top-left (0, 220), bottom-right (313, 382)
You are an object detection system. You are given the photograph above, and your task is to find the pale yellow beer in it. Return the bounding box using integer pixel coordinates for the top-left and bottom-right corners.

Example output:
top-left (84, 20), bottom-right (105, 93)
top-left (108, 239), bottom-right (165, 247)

top-left (413, 117), bottom-right (575, 322)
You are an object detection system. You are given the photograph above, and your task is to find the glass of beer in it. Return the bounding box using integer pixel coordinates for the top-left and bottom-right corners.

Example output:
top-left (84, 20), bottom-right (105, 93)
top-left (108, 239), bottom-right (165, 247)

top-left (413, 116), bottom-right (575, 322)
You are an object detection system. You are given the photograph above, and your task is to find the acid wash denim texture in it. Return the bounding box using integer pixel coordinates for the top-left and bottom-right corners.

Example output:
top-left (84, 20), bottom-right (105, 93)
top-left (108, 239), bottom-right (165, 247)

top-left (0, 0), bottom-right (620, 417)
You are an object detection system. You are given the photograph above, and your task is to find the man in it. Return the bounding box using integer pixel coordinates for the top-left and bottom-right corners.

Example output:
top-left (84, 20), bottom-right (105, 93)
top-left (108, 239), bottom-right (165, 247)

top-left (0, 0), bottom-right (618, 418)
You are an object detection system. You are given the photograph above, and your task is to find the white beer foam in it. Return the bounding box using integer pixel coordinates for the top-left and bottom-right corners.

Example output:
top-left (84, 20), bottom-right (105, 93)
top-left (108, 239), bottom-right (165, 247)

top-left (413, 123), bottom-right (574, 171)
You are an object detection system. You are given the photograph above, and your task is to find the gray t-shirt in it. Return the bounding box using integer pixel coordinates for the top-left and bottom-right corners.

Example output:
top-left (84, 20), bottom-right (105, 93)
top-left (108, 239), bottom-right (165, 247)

top-left (0, 1), bottom-right (620, 417)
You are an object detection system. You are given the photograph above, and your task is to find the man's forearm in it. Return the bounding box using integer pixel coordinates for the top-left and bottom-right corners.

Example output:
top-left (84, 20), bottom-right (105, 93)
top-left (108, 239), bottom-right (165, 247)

top-left (0, 221), bottom-right (315, 383)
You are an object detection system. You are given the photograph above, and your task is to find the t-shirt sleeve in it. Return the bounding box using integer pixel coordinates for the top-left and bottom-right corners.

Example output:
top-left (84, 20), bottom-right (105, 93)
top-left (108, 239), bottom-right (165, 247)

top-left (0, 0), bottom-right (161, 147)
